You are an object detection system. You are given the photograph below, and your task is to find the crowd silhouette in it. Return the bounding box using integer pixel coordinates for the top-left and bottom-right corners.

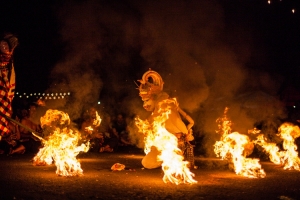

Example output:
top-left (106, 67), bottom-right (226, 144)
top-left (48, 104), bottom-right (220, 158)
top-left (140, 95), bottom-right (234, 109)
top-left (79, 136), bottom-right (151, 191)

top-left (0, 100), bottom-right (136, 155)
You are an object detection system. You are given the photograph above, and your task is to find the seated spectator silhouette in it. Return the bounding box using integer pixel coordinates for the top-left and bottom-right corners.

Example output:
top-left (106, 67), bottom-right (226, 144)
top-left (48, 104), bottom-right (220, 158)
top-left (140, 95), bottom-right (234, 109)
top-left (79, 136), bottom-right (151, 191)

top-left (8, 115), bottom-right (26, 154)
top-left (98, 113), bottom-right (118, 153)
top-left (112, 113), bottom-right (132, 147)
top-left (19, 103), bottom-right (42, 154)
top-left (80, 107), bottom-right (103, 152)
top-left (0, 114), bottom-right (25, 155)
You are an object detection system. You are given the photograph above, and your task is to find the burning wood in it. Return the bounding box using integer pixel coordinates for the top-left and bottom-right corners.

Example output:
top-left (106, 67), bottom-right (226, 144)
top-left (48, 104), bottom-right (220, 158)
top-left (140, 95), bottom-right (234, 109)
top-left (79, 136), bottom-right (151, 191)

top-left (33, 109), bottom-right (90, 176)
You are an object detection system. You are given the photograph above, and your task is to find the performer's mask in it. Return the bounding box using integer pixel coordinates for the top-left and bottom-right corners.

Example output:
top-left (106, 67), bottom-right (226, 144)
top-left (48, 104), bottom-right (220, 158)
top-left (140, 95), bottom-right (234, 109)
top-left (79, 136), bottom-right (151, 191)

top-left (138, 69), bottom-right (164, 112)
top-left (142, 97), bottom-right (156, 112)
top-left (0, 34), bottom-right (18, 67)
top-left (0, 41), bottom-right (10, 54)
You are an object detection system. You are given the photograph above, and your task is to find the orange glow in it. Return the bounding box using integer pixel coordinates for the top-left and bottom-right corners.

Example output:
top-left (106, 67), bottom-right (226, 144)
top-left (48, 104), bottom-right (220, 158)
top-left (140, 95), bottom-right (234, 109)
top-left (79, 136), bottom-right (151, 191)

top-left (255, 122), bottom-right (300, 170)
top-left (92, 111), bottom-right (102, 127)
top-left (84, 111), bottom-right (102, 133)
top-left (85, 126), bottom-right (94, 133)
top-left (214, 108), bottom-right (266, 178)
top-left (33, 109), bottom-right (90, 176)
top-left (135, 99), bottom-right (197, 184)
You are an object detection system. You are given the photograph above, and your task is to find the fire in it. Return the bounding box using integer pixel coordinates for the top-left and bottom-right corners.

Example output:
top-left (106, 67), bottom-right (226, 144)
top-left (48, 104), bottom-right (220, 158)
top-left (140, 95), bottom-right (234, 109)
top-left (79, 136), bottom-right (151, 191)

top-left (254, 122), bottom-right (300, 170)
top-left (214, 108), bottom-right (266, 178)
top-left (85, 126), bottom-right (94, 133)
top-left (33, 109), bottom-right (90, 176)
top-left (135, 99), bottom-right (197, 184)
top-left (92, 111), bottom-right (102, 127)
top-left (84, 111), bottom-right (102, 133)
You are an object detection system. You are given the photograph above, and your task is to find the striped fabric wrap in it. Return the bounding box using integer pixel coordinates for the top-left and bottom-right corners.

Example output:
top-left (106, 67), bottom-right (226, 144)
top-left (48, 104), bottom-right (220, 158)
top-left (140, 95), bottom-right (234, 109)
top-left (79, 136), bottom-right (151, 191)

top-left (0, 63), bottom-right (15, 136)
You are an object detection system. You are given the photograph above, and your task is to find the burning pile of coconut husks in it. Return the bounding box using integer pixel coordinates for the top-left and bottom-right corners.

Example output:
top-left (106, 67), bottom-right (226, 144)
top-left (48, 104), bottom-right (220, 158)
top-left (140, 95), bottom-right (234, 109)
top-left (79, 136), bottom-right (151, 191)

top-left (27, 69), bottom-right (298, 185)
top-left (214, 107), bottom-right (300, 178)
top-left (33, 109), bottom-right (93, 176)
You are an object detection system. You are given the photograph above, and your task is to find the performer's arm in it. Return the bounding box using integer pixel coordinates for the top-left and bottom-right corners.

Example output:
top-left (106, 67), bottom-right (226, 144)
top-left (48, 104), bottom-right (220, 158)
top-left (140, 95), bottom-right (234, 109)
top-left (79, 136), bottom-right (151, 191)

top-left (177, 107), bottom-right (194, 141)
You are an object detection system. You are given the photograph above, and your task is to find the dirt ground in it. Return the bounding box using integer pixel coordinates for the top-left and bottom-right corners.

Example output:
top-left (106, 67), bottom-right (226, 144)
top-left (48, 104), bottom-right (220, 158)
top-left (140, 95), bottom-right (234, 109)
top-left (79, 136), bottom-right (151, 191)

top-left (1, 147), bottom-right (300, 200)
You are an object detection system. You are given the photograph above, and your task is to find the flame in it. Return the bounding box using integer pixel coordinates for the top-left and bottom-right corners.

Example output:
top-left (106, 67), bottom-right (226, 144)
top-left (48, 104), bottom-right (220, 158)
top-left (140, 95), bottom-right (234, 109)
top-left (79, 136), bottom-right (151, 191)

top-left (33, 109), bottom-right (90, 176)
top-left (85, 126), bottom-right (94, 133)
top-left (135, 99), bottom-right (197, 184)
top-left (92, 111), bottom-right (102, 127)
top-left (214, 108), bottom-right (266, 178)
top-left (216, 107), bottom-right (232, 140)
top-left (84, 111), bottom-right (102, 134)
top-left (255, 122), bottom-right (300, 170)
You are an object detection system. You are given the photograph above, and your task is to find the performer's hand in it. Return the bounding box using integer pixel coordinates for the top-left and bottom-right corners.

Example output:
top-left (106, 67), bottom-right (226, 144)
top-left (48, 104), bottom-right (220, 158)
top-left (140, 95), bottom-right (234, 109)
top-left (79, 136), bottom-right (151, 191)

top-left (186, 124), bottom-right (193, 131)
top-left (186, 129), bottom-right (194, 141)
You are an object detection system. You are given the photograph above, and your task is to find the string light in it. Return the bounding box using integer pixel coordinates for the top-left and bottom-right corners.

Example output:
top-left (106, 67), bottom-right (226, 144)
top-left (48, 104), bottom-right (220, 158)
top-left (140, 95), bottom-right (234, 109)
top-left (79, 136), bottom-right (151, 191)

top-left (15, 91), bottom-right (71, 100)
top-left (292, 9), bottom-right (295, 13)
top-left (267, 1), bottom-right (298, 15)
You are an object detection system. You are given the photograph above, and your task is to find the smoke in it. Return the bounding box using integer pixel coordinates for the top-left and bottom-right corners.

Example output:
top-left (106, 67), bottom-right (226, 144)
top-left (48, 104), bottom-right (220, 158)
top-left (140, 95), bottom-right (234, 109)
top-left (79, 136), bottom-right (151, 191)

top-left (45, 0), bottom-right (287, 156)
top-left (46, 0), bottom-right (147, 120)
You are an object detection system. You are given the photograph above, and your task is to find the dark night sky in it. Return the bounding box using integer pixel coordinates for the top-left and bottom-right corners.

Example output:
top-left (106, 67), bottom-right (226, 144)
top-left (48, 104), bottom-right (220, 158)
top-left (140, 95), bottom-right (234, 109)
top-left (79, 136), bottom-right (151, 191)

top-left (0, 1), bottom-right (62, 92)
top-left (1, 0), bottom-right (300, 124)
top-left (0, 0), bottom-right (298, 89)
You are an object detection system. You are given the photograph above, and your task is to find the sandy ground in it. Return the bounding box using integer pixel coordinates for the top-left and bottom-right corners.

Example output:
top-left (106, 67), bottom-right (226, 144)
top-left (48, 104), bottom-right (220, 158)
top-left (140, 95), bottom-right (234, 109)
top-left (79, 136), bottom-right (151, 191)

top-left (0, 148), bottom-right (300, 200)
